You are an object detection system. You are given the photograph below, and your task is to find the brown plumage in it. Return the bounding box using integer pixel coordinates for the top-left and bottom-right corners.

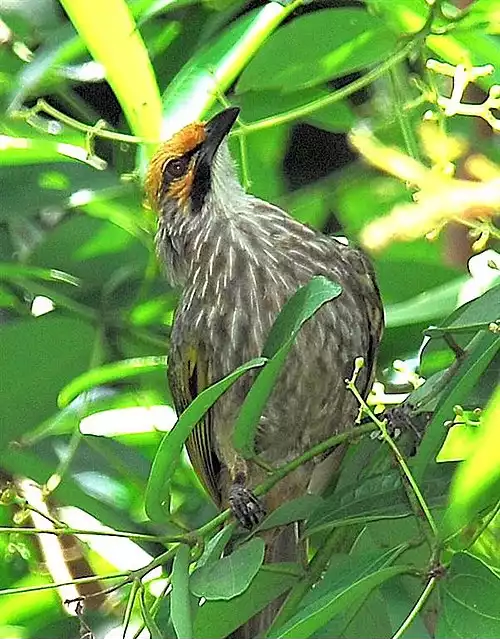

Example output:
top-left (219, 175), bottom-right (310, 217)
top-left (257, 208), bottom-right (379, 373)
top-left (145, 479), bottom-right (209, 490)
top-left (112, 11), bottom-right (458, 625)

top-left (146, 107), bottom-right (384, 638)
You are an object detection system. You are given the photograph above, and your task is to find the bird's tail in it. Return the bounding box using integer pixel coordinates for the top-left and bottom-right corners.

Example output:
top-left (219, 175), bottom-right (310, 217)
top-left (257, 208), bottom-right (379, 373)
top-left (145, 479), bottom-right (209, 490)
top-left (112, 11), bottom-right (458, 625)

top-left (230, 524), bottom-right (302, 639)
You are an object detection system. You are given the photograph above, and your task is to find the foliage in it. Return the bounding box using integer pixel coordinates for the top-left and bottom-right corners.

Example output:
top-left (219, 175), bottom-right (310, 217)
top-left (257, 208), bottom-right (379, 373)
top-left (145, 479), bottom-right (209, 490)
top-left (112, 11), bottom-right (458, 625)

top-left (0, 0), bottom-right (499, 638)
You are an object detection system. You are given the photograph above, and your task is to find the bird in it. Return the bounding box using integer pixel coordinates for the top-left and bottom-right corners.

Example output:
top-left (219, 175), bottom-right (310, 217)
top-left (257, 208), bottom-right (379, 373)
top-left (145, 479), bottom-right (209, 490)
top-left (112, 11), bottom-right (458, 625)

top-left (145, 106), bottom-right (384, 638)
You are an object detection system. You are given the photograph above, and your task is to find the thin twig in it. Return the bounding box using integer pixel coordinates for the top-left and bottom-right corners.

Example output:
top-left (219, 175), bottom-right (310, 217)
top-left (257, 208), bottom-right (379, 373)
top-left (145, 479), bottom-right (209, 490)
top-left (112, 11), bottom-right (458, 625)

top-left (346, 359), bottom-right (438, 539)
top-left (391, 577), bottom-right (437, 639)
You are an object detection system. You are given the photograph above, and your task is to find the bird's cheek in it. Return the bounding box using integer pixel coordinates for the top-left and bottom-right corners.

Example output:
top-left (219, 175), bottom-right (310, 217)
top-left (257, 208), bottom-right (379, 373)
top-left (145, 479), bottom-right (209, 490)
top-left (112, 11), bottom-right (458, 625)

top-left (168, 173), bottom-right (194, 214)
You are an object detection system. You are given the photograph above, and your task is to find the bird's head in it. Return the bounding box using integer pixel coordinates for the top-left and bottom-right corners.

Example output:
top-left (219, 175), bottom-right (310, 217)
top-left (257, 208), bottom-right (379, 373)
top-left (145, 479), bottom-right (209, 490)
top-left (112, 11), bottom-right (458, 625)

top-left (145, 107), bottom-right (241, 220)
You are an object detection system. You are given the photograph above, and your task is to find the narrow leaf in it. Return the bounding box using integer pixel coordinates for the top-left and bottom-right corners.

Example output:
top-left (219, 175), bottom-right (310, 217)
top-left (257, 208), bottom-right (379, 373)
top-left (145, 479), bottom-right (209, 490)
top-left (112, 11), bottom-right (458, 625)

top-left (58, 356), bottom-right (168, 408)
top-left (60, 0), bottom-right (162, 150)
top-left (156, 3), bottom-right (297, 138)
top-left (444, 387), bottom-right (500, 536)
top-left (145, 357), bottom-right (266, 522)
top-left (233, 276), bottom-right (342, 459)
top-left (267, 565), bottom-right (408, 638)
top-left (139, 585), bottom-right (163, 639)
top-left (305, 465), bottom-right (451, 535)
top-left (0, 264), bottom-right (80, 286)
top-left (196, 525), bottom-right (235, 570)
top-left (171, 544), bottom-right (193, 639)
top-left (259, 495), bottom-right (325, 531)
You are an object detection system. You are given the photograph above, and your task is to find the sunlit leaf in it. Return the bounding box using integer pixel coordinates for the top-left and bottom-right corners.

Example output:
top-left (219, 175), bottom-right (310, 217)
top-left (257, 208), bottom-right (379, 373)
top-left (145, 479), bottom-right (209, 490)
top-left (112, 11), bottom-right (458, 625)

top-left (237, 8), bottom-right (398, 94)
top-left (412, 330), bottom-right (500, 483)
top-left (58, 356), bottom-right (168, 408)
top-left (59, 0), bottom-right (162, 151)
top-left (444, 387), bottom-right (500, 537)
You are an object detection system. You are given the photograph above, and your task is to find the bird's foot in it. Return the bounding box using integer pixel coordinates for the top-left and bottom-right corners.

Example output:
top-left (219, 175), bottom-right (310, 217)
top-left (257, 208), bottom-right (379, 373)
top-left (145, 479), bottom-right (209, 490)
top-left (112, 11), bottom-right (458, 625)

top-left (229, 478), bottom-right (265, 529)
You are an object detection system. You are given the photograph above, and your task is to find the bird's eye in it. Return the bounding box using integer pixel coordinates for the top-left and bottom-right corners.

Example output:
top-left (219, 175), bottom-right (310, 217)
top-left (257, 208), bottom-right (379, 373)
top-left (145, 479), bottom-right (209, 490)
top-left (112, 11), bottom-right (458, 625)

top-left (165, 156), bottom-right (189, 179)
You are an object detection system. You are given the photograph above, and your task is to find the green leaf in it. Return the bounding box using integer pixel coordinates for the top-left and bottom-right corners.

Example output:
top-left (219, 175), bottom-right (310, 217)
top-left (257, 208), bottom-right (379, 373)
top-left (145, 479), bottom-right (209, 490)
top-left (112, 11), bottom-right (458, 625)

top-left (444, 387), bottom-right (500, 537)
top-left (145, 357), bottom-right (267, 522)
top-left (58, 356), bottom-right (168, 408)
top-left (59, 0), bottom-right (162, 150)
top-left (419, 282), bottom-right (500, 377)
top-left (233, 276), bottom-right (342, 459)
top-left (382, 578), bottom-right (432, 639)
top-left (28, 215), bottom-right (148, 288)
top-left (190, 538), bottom-right (265, 600)
top-left (171, 544), bottom-right (193, 639)
top-left (286, 544), bottom-right (407, 639)
top-left (453, 0), bottom-right (500, 34)
top-left (236, 8), bottom-right (398, 94)
top-left (0, 314), bottom-right (97, 446)
top-left (385, 276), bottom-right (470, 328)
top-left (259, 495), bottom-right (325, 531)
top-left (436, 423), bottom-right (479, 463)
top-left (268, 558), bottom-right (409, 638)
top-left (156, 2), bottom-right (298, 139)
top-left (305, 466), bottom-right (451, 535)
top-left (196, 525), bottom-right (235, 570)
top-left (0, 162), bottom-right (118, 219)
top-left (436, 553), bottom-right (500, 638)
top-left (235, 87), bottom-right (355, 133)
top-left (139, 586), bottom-right (163, 639)
top-left (0, 263), bottom-right (80, 286)
top-left (412, 329), bottom-right (500, 484)
top-left (7, 22), bottom-right (86, 111)
top-left (193, 564), bottom-right (301, 639)
top-left (0, 445), bottom-right (138, 534)
top-left (367, 0), bottom-right (500, 88)
top-left (0, 137), bottom-right (90, 166)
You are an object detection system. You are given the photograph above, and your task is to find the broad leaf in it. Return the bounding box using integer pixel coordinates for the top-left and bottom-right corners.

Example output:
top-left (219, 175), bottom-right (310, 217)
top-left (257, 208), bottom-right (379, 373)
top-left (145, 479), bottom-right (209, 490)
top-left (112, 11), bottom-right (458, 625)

top-left (193, 564), bottom-right (301, 639)
top-left (196, 525), bottom-right (235, 570)
top-left (237, 8), bottom-right (398, 94)
top-left (436, 553), bottom-right (500, 638)
top-left (305, 466), bottom-right (452, 535)
top-left (258, 495), bottom-right (325, 531)
top-left (190, 538), bottom-right (265, 600)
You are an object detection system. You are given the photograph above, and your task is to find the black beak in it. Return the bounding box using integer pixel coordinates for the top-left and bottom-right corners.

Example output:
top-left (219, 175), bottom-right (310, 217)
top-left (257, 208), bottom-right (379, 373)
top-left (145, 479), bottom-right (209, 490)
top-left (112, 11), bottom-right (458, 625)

top-left (202, 107), bottom-right (240, 164)
top-left (190, 107), bottom-right (240, 213)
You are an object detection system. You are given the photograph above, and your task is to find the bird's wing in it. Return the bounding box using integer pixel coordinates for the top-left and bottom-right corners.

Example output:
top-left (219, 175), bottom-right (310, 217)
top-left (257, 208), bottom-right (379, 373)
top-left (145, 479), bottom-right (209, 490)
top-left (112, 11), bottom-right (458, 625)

top-left (168, 341), bottom-right (222, 507)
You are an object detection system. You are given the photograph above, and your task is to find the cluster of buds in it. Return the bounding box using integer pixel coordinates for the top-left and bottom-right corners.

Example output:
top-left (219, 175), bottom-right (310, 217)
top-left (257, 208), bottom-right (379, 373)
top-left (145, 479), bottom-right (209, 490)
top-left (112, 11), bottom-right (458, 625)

top-left (426, 60), bottom-right (500, 132)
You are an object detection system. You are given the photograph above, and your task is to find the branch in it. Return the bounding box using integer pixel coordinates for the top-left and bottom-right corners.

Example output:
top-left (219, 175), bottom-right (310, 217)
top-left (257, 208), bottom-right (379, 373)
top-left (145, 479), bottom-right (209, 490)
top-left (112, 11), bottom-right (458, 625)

top-left (346, 359), bottom-right (438, 540)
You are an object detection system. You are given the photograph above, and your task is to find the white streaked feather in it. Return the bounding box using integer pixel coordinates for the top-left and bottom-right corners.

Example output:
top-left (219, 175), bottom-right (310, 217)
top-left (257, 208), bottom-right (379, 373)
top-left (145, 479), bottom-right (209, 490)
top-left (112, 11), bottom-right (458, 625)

top-left (228, 244), bottom-right (235, 281)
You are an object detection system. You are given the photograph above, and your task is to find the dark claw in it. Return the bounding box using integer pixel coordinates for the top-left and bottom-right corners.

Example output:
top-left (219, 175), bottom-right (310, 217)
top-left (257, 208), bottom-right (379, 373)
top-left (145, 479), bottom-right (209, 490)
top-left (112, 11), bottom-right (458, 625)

top-left (229, 483), bottom-right (266, 529)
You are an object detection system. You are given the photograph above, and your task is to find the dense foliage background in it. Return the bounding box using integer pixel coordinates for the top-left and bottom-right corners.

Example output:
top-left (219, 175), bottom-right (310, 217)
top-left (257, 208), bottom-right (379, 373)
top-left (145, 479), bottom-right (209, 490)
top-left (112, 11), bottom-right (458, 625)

top-left (0, 0), bottom-right (499, 637)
